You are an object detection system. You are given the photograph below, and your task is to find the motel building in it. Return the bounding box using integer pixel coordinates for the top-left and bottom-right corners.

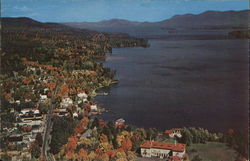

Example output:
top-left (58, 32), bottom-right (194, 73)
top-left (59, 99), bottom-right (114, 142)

top-left (140, 140), bottom-right (186, 161)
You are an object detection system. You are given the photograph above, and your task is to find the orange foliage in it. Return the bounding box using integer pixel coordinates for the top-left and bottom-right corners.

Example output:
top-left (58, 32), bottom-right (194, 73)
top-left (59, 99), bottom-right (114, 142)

top-left (66, 150), bottom-right (75, 160)
top-left (47, 92), bottom-right (52, 98)
top-left (58, 83), bottom-right (70, 97)
top-left (77, 148), bottom-right (88, 161)
top-left (74, 124), bottom-right (84, 135)
top-left (23, 77), bottom-right (33, 85)
top-left (66, 136), bottom-right (78, 152)
top-left (46, 82), bottom-right (56, 91)
top-left (106, 150), bottom-right (116, 159)
top-left (121, 138), bottom-right (132, 152)
top-left (81, 117), bottom-right (89, 127)
top-left (100, 134), bottom-right (108, 143)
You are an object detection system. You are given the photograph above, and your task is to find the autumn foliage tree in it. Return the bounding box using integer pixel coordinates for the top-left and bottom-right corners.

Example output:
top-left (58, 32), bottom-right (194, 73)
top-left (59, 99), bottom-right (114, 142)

top-left (121, 137), bottom-right (132, 153)
top-left (77, 148), bottom-right (88, 161)
top-left (66, 136), bottom-right (78, 152)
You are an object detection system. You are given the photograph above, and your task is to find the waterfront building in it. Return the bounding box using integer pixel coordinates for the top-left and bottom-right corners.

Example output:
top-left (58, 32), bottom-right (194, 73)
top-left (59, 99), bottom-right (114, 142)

top-left (140, 140), bottom-right (186, 160)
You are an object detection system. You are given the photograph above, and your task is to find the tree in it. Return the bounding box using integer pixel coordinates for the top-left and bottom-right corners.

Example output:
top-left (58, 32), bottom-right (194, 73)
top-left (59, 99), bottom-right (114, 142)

top-left (146, 128), bottom-right (157, 140)
top-left (66, 136), bottom-right (78, 152)
top-left (35, 132), bottom-right (43, 147)
top-left (77, 148), bottom-right (88, 161)
top-left (29, 141), bottom-right (41, 158)
top-left (180, 128), bottom-right (193, 146)
top-left (192, 155), bottom-right (203, 161)
top-left (121, 137), bottom-right (132, 152)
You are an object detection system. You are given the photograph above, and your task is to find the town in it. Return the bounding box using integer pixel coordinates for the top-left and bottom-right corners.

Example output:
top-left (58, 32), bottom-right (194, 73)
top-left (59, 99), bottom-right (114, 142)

top-left (0, 17), bottom-right (248, 161)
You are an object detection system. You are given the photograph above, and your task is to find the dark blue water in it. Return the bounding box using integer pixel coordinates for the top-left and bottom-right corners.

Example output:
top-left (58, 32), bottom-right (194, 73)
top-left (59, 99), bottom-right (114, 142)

top-left (96, 38), bottom-right (248, 132)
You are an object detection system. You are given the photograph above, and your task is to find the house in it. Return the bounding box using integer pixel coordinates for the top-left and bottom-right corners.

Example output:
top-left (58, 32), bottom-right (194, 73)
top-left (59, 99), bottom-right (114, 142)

top-left (77, 92), bottom-right (88, 98)
top-left (115, 118), bottom-right (125, 128)
top-left (164, 128), bottom-right (182, 138)
top-left (8, 135), bottom-right (23, 145)
top-left (40, 94), bottom-right (48, 100)
top-left (90, 104), bottom-right (98, 112)
top-left (140, 140), bottom-right (186, 160)
top-left (60, 97), bottom-right (73, 108)
top-left (15, 100), bottom-right (21, 104)
top-left (73, 112), bottom-right (78, 118)
top-left (19, 108), bottom-right (40, 116)
top-left (25, 98), bottom-right (32, 102)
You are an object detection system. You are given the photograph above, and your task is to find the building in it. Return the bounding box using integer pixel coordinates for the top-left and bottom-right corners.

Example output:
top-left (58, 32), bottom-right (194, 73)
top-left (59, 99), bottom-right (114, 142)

top-left (60, 97), bottom-right (73, 108)
top-left (77, 92), bottom-right (88, 98)
top-left (115, 118), bottom-right (125, 128)
top-left (140, 140), bottom-right (186, 160)
top-left (90, 104), bottom-right (98, 112)
top-left (164, 128), bottom-right (182, 138)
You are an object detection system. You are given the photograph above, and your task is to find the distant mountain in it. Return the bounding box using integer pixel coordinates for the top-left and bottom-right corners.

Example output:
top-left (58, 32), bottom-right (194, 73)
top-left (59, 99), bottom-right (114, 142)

top-left (156, 10), bottom-right (249, 28)
top-left (64, 10), bottom-right (249, 34)
top-left (1, 17), bottom-right (99, 36)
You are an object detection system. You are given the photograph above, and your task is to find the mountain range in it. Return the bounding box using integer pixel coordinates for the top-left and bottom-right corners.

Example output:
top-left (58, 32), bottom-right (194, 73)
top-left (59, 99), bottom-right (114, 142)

top-left (64, 10), bottom-right (249, 34)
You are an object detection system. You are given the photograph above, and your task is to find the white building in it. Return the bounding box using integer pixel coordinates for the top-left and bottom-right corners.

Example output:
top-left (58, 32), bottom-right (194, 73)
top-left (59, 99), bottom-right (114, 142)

top-left (60, 97), bottom-right (73, 108)
top-left (90, 104), bottom-right (98, 112)
top-left (77, 92), bottom-right (88, 98)
top-left (20, 108), bottom-right (40, 116)
top-left (140, 140), bottom-right (186, 160)
top-left (40, 94), bottom-right (48, 100)
top-left (73, 112), bottom-right (78, 118)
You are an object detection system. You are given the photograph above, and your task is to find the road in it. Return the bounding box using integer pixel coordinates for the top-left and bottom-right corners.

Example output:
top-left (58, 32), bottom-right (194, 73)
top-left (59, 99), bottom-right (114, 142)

top-left (41, 82), bottom-right (60, 161)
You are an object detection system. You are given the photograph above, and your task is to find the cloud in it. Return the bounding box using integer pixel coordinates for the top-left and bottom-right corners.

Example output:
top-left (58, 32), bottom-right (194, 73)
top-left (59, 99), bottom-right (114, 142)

top-left (14, 5), bottom-right (32, 12)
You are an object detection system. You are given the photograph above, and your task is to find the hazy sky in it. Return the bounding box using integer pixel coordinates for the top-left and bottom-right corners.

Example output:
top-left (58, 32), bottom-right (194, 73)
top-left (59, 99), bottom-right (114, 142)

top-left (2, 0), bottom-right (249, 22)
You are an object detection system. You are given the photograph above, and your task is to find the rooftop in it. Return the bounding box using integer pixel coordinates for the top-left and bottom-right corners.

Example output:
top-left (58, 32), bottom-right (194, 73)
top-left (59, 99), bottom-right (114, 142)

top-left (140, 140), bottom-right (186, 152)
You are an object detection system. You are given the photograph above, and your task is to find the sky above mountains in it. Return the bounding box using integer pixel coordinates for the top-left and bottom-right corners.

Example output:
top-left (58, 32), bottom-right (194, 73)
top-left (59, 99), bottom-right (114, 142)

top-left (2, 0), bottom-right (249, 22)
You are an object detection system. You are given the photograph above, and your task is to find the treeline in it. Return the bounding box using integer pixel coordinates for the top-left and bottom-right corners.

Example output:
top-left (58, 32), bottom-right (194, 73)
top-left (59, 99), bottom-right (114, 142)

top-left (178, 127), bottom-right (248, 159)
top-left (222, 129), bottom-right (248, 159)
top-left (228, 30), bottom-right (250, 39)
top-left (178, 127), bottom-right (222, 146)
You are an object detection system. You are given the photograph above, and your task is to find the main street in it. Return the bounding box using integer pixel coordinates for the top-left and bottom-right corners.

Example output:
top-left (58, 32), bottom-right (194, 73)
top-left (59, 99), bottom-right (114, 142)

top-left (41, 82), bottom-right (60, 161)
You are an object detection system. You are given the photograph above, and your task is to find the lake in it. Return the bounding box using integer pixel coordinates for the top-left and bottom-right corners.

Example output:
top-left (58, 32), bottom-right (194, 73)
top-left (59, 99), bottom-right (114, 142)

top-left (96, 38), bottom-right (248, 132)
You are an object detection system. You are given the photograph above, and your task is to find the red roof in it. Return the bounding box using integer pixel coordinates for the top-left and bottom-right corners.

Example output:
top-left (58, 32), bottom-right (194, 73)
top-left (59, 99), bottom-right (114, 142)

top-left (140, 140), bottom-right (186, 152)
top-left (164, 130), bottom-right (173, 134)
top-left (168, 156), bottom-right (181, 161)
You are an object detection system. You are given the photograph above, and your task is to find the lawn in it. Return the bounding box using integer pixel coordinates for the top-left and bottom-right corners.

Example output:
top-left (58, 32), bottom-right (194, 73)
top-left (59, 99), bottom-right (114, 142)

top-left (187, 142), bottom-right (237, 161)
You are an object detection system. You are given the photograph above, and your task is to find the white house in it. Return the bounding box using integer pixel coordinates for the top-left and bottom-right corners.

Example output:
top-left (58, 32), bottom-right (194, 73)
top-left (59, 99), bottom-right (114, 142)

top-left (25, 98), bottom-right (32, 102)
top-left (60, 97), bottom-right (73, 108)
top-left (73, 112), bottom-right (78, 118)
top-left (115, 118), bottom-right (125, 126)
top-left (40, 94), bottom-right (48, 100)
top-left (90, 104), bottom-right (98, 112)
top-left (77, 92), bottom-right (88, 98)
top-left (20, 108), bottom-right (40, 116)
top-left (15, 100), bottom-right (21, 104)
top-left (140, 140), bottom-right (186, 160)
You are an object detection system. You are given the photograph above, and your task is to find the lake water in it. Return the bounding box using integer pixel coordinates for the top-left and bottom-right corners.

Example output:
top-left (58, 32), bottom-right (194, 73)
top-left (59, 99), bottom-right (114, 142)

top-left (96, 38), bottom-right (248, 132)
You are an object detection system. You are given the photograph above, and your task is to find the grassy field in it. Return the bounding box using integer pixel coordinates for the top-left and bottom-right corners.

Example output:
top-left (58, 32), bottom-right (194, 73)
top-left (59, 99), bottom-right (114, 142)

top-left (187, 142), bottom-right (237, 161)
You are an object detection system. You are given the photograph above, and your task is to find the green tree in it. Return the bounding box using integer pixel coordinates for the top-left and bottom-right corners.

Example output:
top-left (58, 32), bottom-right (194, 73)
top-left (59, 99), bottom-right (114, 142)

top-left (30, 141), bottom-right (41, 158)
top-left (35, 133), bottom-right (43, 147)
top-left (180, 128), bottom-right (193, 146)
top-left (192, 155), bottom-right (203, 161)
